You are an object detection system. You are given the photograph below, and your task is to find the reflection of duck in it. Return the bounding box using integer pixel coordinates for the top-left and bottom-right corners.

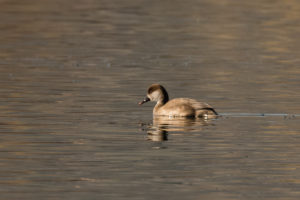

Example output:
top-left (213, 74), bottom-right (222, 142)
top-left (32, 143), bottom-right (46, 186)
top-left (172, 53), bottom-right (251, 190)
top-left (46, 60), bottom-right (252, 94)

top-left (139, 84), bottom-right (218, 118)
top-left (147, 127), bottom-right (168, 142)
top-left (145, 116), bottom-right (215, 142)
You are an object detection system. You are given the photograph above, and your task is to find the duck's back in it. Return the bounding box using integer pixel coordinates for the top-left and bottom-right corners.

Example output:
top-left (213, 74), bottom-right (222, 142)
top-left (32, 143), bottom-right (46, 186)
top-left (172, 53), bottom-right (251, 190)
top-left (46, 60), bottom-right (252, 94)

top-left (155, 98), bottom-right (217, 118)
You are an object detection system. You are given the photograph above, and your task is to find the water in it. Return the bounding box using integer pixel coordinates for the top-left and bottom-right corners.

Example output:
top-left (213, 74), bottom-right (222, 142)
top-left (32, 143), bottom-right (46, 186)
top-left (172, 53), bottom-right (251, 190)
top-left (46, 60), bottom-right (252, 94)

top-left (0, 0), bottom-right (300, 199)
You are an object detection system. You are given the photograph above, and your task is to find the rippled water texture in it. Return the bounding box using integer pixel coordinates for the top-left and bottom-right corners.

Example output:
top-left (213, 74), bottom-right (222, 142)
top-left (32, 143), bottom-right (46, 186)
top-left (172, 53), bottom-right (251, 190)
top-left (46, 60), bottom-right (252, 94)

top-left (0, 0), bottom-right (300, 199)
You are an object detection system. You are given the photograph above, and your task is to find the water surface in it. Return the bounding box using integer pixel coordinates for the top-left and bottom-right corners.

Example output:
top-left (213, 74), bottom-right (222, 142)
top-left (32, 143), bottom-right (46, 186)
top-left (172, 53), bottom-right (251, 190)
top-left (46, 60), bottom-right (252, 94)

top-left (0, 0), bottom-right (300, 199)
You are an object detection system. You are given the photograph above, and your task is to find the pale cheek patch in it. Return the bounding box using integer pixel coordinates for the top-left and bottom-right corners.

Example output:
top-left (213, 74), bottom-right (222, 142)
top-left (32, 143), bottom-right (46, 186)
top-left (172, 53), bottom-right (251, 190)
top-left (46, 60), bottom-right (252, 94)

top-left (150, 91), bottom-right (160, 101)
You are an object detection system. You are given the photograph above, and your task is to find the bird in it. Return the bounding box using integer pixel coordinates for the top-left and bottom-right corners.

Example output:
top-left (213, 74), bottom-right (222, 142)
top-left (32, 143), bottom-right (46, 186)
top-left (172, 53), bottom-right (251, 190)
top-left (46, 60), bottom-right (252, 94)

top-left (139, 84), bottom-right (217, 118)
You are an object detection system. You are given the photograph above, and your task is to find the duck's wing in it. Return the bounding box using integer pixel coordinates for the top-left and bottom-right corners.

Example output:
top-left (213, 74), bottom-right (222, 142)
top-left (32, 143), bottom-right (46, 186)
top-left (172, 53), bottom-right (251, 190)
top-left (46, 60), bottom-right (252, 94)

top-left (184, 98), bottom-right (218, 115)
top-left (165, 98), bottom-right (218, 116)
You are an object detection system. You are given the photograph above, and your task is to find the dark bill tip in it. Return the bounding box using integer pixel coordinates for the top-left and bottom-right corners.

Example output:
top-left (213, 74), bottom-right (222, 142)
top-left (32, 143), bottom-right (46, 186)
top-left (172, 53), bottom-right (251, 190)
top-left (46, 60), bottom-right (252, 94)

top-left (138, 97), bottom-right (150, 105)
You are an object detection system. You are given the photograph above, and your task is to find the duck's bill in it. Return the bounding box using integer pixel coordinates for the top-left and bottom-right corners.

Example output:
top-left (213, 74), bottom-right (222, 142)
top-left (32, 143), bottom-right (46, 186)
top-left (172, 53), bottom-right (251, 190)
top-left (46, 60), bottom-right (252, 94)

top-left (139, 97), bottom-right (150, 105)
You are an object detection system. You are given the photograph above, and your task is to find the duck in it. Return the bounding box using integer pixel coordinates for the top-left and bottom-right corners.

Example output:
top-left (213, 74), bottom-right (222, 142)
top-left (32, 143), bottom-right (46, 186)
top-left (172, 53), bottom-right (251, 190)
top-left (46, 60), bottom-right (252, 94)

top-left (139, 84), bottom-right (218, 118)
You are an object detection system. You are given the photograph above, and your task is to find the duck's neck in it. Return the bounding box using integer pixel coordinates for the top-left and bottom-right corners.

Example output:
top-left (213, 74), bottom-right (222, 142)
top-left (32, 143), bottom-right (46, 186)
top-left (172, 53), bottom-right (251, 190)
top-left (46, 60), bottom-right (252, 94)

top-left (153, 101), bottom-right (163, 114)
top-left (160, 89), bottom-right (169, 105)
top-left (153, 88), bottom-right (169, 114)
top-left (154, 95), bottom-right (169, 109)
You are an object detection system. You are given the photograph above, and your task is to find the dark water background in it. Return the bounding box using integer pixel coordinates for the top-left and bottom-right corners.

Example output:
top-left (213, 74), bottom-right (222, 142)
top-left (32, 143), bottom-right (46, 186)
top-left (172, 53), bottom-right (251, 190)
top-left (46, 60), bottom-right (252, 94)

top-left (0, 0), bottom-right (300, 199)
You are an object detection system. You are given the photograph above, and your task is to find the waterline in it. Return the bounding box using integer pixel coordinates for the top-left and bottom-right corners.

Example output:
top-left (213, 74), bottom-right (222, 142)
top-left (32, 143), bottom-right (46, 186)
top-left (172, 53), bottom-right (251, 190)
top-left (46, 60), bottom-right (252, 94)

top-left (219, 113), bottom-right (300, 118)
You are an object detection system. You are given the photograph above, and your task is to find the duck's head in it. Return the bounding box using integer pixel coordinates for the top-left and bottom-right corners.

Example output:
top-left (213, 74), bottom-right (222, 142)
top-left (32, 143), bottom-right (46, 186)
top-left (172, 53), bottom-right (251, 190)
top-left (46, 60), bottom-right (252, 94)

top-left (139, 84), bottom-right (169, 105)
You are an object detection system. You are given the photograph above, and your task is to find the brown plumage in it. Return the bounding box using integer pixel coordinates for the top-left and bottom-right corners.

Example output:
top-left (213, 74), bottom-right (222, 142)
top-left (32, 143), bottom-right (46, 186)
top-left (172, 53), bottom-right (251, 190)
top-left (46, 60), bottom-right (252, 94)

top-left (139, 84), bottom-right (217, 118)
